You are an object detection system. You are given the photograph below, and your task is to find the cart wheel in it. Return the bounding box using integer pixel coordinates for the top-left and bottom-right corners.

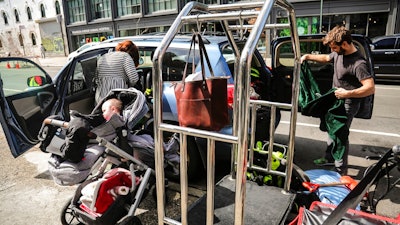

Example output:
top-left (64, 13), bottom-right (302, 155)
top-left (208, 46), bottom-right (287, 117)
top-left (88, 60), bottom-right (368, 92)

top-left (60, 198), bottom-right (83, 225)
top-left (117, 216), bottom-right (142, 225)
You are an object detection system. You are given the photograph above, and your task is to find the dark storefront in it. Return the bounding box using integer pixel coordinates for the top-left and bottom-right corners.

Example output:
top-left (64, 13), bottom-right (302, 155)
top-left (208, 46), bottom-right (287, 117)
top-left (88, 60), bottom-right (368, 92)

top-left (62, 0), bottom-right (399, 53)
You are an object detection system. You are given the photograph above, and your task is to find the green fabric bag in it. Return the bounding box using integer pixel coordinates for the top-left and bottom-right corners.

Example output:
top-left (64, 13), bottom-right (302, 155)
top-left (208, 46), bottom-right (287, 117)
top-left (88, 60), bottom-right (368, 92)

top-left (299, 61), bottom-right (321, 111)
top-left (298, 62), bottom-right (349, 161)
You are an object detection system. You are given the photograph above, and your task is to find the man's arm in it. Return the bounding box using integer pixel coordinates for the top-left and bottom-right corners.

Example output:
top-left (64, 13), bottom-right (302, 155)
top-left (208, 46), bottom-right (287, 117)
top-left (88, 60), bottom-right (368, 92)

top-left (334, 77), bottom-right (375, 99)
top-left (300, 54), bottom-right (331, 63)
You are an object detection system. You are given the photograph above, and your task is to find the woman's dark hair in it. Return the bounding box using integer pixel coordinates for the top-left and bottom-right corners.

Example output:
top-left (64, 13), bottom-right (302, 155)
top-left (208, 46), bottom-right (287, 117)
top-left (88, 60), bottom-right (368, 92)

top-left (116, 40), bottom-right (139, 67)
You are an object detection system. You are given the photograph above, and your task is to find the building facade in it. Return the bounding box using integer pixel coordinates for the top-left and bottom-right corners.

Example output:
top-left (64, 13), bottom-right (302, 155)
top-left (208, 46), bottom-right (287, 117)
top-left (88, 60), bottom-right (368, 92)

top-left (62, 0), bottom-right (399, 53)
top-left (1, 0), bottom-right (399, 57)
top-left (281, 0), bottom-right (399, 37)
top-left (0, 0), bottom-right (67, 57)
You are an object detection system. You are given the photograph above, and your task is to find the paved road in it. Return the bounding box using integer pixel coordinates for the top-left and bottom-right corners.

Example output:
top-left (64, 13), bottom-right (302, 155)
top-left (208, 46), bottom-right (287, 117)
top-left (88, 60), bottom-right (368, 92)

top-left (275, 84), bottom-right (400, 218)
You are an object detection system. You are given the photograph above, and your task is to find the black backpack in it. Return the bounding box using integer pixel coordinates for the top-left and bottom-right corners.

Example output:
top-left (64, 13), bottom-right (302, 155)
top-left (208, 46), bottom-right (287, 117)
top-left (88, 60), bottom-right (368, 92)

top-left (60, 117), bottom-right (91, 163)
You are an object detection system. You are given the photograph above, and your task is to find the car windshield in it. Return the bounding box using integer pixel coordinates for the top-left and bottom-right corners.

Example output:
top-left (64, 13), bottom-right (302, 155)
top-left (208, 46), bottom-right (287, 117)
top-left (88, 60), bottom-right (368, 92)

top-left (138, 46), bottom-right (201, 81)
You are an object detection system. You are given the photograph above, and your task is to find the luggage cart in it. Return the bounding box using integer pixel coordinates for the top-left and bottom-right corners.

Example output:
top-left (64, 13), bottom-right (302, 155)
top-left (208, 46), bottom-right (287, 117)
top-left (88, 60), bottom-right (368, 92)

top-left (152, 1), bottom-right (301, 224)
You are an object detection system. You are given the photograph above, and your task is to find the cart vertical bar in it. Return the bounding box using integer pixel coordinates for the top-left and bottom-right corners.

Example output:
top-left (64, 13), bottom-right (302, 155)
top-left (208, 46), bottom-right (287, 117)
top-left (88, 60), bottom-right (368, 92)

top-left (276, 0), bottom-right (301, 192)
top-left (206, 139), bottom-right (216, 225)
top-left (233, 1), bottom-right (275, 224)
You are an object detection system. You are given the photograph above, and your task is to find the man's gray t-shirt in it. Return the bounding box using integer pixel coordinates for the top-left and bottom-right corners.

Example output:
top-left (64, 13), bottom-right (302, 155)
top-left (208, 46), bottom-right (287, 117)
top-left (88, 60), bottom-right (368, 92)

top-left (329, 51), bottom-right (372, 90)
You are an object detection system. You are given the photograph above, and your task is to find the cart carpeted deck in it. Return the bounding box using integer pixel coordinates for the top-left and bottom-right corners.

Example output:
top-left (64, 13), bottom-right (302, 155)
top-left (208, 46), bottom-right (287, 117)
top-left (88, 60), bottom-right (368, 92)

top-left (187, 175), bottom-right (296, 225)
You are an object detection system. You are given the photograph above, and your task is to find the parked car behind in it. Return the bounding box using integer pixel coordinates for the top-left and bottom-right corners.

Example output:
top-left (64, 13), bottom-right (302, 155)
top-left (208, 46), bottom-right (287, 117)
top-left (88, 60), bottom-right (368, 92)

top-left (67, 42), bottom-right (100, 61)
top-left (370, 34), bottom-right (400, 82)
top-left (0, 34), bottom-right (278, 180)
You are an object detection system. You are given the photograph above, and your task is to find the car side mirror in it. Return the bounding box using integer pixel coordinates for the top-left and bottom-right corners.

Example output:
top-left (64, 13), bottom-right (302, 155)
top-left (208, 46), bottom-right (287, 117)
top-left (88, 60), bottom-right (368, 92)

top-left (139, 57), bottom-right (144, 65)
top-left (369, 44), bottom-right (375, 50)
top-left (27, 76), bottom-right (46, 87)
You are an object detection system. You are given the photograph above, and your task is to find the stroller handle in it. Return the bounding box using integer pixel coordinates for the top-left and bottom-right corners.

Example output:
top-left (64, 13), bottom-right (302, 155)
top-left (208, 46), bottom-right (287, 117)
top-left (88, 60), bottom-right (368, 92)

top-left (43, 118), bottom-right (97, 138)
top-left (43, 118), bottom-right (69, 128)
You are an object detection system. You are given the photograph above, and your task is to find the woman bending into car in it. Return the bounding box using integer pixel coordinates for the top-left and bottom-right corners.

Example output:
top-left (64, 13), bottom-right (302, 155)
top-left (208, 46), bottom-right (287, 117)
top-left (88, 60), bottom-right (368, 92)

top-left (95, 40), bottom-right (140, 104)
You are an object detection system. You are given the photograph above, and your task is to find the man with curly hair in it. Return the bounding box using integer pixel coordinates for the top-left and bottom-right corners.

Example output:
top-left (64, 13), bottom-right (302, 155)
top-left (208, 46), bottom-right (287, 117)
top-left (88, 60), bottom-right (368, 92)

top-left (301, 26), bottom-right (375, 175)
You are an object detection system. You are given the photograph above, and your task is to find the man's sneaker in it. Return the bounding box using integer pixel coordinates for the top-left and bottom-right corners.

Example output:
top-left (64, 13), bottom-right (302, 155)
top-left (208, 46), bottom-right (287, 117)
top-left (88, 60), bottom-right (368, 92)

top-left (313, 157), bottom-right (334, 166)
top-left (334, 166), bottom-right (348, 176)
top-left (334, 159), bottom-right (347, 175)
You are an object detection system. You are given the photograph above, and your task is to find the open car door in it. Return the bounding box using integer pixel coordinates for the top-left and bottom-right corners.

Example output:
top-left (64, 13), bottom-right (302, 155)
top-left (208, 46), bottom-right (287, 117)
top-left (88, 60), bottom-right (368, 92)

top-left (271, 34), bottom-right (375, 106)
top-left (0, 57), bottom-right (57, 157)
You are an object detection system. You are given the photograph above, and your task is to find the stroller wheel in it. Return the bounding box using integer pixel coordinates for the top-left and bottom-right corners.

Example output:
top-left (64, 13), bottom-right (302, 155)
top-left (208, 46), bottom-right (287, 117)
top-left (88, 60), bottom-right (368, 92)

top-left (60, 198), bottom-right (84, 225)
top-left (117, 216), bottom-right (142, 225)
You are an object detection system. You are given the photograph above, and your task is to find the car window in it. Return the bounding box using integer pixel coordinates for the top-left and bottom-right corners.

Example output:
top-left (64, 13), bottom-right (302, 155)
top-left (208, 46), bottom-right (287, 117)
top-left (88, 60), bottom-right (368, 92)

top-left (68, 55), bottom-right (100, 95)
top-left (373, 37), bottom-right (396, 49)
top-left (157, 47), bottom-right (199, 81)
top-left (139, 49), bottom-right (154, 67)
top-left (222, 45), bottom-right (235, 75)
top-left (277, 41), bottom-right (330, 68)
top-left (277, 39), bottom-right (367, 68)
top-left (0, 59), bottom-right (49, 96)
top-left (222, 44), bottom-right (263, 76)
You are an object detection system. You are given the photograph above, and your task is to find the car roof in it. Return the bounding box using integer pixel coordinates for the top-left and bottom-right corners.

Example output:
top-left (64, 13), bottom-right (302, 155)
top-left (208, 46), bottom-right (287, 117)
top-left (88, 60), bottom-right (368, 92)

top-left (75, 34), bottom-right (231, 57)
top-left (102, 32), bottom-right (229, 44)
top-left (371, 33), bottom-right (400, 43)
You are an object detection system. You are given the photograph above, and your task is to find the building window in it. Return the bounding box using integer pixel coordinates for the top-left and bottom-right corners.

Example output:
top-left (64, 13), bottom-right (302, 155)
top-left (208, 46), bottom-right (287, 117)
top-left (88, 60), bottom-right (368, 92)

top-left (3, 12), bottom-right (8, 25)
top-left (148, 0), bottom-right (177, 13)
top-left (91, 0), bottom-right (111, 19)
top-left (117, 0), bottom-right (141, 16)
top-left (14, 9), bottom-right (20, 23)
top-left (365, 12), bottom-right (388, 38)
top-left (321, 15), bottom-right (347, 33)
top-left (183, 0), bottom-right (217, 4)
top-left (19, 34), bottom-right (24, 46)
top-left (68, 0), bottom-right (86, 23)
top-left (40, 4), bottom-right (46, 18)
top-left (31, 33), bottom-right (37, 46)
top-left (27, 7), bottom-right (32, 20)
top-left (55, 1), bottom-right (61, 15)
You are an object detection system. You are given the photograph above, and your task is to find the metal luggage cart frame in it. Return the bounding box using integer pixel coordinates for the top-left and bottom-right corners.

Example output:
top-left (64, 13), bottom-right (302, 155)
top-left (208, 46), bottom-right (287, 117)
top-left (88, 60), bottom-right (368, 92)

top-left (151, 1), bottom-right (301, 224)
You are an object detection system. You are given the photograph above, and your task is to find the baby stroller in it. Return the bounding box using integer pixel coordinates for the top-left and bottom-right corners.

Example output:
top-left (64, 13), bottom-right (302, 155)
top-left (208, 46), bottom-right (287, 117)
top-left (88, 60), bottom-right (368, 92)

top-left (60, 134), bottom-right (154, 225)
top-left (39, 88), bottom-right (176, 225)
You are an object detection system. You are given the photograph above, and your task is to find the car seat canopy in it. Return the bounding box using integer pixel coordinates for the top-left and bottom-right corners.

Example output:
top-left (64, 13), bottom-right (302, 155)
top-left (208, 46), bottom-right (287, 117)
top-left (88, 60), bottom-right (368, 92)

top-left (92, 87), bottom-right (149, 131)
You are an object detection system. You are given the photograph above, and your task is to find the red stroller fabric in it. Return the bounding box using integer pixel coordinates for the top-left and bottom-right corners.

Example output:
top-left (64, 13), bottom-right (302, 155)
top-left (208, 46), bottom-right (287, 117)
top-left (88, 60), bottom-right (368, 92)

top-left (94, 169), bottom-right (132, 214)
top-left (289, 201), bottom-right (400, 225)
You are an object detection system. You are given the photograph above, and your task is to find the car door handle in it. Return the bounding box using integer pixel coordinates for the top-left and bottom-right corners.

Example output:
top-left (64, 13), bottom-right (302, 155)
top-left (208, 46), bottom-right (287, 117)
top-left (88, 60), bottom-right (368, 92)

top-left (384, 51), bottom-right (394, 55)
top-left (37, 91), bottom-right (55, 113)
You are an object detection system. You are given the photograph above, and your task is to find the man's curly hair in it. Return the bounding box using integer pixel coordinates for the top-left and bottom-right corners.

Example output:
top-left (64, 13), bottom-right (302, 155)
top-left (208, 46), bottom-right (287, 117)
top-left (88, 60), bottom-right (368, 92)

top-left (322, 25), bottom-right (352, 46)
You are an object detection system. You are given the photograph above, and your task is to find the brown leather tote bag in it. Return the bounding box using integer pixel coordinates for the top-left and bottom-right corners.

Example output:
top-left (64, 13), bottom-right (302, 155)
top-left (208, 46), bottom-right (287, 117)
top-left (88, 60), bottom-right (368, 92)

top-left (174, 32), bottom-right (229, 131)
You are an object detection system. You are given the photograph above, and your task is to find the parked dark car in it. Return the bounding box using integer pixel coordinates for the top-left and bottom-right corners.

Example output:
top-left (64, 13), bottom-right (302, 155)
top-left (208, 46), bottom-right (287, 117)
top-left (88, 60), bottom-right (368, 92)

top-left (0, 34), bottom-right (278, 180)
top-left (370, 34), bottom-right (400, 82)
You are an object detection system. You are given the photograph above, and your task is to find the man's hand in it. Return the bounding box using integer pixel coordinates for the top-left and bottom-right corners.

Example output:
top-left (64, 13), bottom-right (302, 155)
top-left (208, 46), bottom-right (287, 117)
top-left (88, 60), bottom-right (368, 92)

top-left (334, 88), bottom-right (348, 99)
top-left (300, 54), bottom-right (309, 63)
